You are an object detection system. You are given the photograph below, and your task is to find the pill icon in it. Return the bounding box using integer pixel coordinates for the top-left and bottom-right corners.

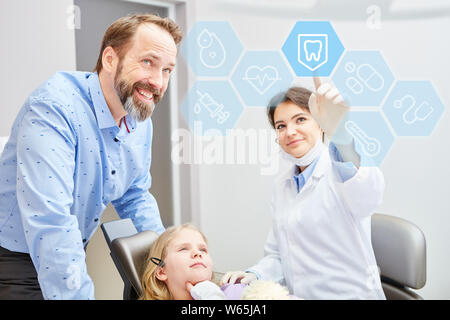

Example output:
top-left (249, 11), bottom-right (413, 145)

top-left (344, 61), bottom-right (385, 94)
top-left (356, 64), bottom-right (384, 92)
top-left (346, 77), bottom-right (364, 94)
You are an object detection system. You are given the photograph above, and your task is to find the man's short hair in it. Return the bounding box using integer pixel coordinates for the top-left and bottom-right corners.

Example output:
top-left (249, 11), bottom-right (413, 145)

top-left (93, 13), bottom-right (183, 73)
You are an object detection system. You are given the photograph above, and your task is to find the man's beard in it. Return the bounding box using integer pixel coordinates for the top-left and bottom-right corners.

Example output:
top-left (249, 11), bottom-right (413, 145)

top-left (114, 65), bottom-right (162, 122)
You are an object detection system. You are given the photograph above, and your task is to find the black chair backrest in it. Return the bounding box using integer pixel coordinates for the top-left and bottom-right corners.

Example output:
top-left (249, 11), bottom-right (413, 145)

top-left (101, 218), bottom-right (158, 299)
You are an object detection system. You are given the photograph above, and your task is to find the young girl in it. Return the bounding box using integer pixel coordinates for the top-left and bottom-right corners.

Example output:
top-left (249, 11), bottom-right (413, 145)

top-left (140, 223), bottom-right (216, 300)
top-left (139, 223), bottom-right (293, 300)
top-left (222, 78), bottom-right (386, 299)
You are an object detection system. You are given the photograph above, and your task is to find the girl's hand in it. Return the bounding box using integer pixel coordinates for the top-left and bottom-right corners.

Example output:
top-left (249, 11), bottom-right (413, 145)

top-left (186, 281), bottom-right (194, 292)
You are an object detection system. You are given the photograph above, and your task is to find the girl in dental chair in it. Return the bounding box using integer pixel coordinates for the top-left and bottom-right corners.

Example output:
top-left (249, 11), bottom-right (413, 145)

top-left (139, 224), bottom-right (296, 300)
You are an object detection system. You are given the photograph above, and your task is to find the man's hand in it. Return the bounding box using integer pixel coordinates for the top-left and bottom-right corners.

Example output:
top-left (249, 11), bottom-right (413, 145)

top-left (308, 77), bottom-right (349, 139)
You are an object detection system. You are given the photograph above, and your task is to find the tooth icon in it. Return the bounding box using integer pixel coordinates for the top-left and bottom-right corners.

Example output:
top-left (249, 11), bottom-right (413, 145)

top-left (304, 40), bottom-right (322, 62)
top-left (298, 34), bottom-right (328, 72)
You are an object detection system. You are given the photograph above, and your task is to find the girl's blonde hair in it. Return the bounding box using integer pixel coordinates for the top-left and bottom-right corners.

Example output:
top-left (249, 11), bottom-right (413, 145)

top-left (139, 223), bottom-right (209, 300)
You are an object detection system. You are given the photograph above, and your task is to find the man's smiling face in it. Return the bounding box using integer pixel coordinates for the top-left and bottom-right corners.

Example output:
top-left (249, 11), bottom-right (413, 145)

top-left (113, 23), bottom-right (177, 121)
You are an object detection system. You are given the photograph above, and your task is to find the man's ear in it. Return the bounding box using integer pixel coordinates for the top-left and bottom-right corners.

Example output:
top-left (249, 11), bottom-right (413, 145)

top-left (101, 46), bottom-right (118, 73)
top-left (155, 267), bottom-right (168, 282)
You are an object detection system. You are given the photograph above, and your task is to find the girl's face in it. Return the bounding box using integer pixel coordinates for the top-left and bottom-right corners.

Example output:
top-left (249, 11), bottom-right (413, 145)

top-left (274, 101), bottom-right (322, 158)
top-left (156, 228), bottom-right (213, 299)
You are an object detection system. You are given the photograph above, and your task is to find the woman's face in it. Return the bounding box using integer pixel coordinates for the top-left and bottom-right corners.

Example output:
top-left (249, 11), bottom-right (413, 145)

top-left (274, 101), bottom-right (322, 158)
top-left (156, 228), bottom-right (213, 299)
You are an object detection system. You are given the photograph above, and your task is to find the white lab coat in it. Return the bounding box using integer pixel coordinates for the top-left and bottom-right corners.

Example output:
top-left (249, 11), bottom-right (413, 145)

top-left (247, 146), bottom-right (386, 300)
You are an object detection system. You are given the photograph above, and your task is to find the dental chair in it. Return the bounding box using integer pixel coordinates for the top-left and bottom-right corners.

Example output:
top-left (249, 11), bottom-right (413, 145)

top-left (101, 218), bottom-right (224, 300)
top-left (101, 218), bottom-right (158, 300)
top-left (102, 214), bottom-right (426, 300)
top-left (372, 213), bottom-right (426, 300)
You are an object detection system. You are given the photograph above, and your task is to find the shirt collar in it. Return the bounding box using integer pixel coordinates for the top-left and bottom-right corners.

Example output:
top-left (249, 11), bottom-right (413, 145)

top-left (86, 72), bottom-right (117, 130)
top-left (282, 146), bottom-right (330, 183)
top-left (294, 156), bottom-right (319, 182)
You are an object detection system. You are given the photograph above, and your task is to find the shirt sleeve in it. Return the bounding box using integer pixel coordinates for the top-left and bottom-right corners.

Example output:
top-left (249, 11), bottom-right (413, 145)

top-left (329, 141), bottom-right (385, 219)
top-left (111, 121), bottom-right (164, 235)
top-left (16, 98), bottom-right (95, 299)
top-left (112, 169), bottom-right (165, 234)
top-left (328, 141), bottom-right (359, 182)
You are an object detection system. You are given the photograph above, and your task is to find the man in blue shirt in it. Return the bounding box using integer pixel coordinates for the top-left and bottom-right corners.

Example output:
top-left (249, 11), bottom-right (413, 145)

top-left (0, 14), bottom-right (182, 299)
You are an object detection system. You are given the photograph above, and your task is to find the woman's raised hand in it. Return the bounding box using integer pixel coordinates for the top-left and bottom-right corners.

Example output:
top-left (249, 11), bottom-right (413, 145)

top-left (308, 77), bottom-right (349, 139)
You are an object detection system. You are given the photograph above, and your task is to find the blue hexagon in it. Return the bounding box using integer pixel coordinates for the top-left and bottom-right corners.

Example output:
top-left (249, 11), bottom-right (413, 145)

top-left (230, 51), bottom-right (294, 107)
top-left (381, 80), bottom-right (444, 136)
top-left (332, 50), bottom-right (395, 107)
top-left (332, 111), bottom-right (395, 167)
top-left (180, 80), bottom-right (244, 136)
top-left (180, 21), bottom-right (243, 77)
top-left (282, 21), bottom-right (344, 77)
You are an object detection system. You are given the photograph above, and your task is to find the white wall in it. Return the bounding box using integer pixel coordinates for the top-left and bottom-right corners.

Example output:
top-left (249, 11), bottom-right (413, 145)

top-left (186, 0), bottom-right (450, 299)
top-left (0, 0), bottom-right (77, 137)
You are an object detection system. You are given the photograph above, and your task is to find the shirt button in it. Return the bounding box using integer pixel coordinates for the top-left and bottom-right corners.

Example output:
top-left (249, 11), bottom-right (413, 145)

top-left (83, 239), bottom-right (87, 243)
top-left (114, 138), bottom-right (119, 142)
top-left (111, 170), bottom-right (116, 175)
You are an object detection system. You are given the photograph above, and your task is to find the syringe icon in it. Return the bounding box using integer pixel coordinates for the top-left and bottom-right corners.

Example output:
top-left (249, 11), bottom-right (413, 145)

top-left (194, 90), bottom-right (230, 124)
top-left (344, 120), bottom-right (381, 157)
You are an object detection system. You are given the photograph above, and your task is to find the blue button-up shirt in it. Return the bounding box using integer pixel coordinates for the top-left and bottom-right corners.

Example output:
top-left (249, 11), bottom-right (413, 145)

top-left (0, 71), bottom-right (164, 299)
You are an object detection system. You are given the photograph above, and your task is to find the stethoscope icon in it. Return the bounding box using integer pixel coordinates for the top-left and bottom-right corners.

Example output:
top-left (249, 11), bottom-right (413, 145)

top-left (393, 94), bottom-right (434, 125)
top-left (197, 28), bottom-right (226, 69)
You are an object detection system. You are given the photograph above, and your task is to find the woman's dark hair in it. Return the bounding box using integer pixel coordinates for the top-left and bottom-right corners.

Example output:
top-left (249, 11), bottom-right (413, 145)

top-left (267, 87), bottom-right (313, 129)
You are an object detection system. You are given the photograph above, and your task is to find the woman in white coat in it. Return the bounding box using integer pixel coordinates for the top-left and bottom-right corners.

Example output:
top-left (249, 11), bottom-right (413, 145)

top-left (221, 78), bottom-right (386, 300)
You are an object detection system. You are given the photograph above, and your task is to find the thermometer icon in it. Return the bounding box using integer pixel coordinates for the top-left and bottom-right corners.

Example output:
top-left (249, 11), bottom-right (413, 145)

top-left (344, 120), bottom-right (381, 157)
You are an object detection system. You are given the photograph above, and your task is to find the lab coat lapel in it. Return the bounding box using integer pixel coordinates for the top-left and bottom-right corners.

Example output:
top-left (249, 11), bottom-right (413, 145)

top-left (298, 147), bottom-right (330, 195)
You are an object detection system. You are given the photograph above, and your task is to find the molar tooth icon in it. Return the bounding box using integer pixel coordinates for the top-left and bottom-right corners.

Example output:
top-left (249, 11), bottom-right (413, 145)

top-left (298, 34), bottom-right (328, 72)
top-left (304, 40), bottom-right (322, 62)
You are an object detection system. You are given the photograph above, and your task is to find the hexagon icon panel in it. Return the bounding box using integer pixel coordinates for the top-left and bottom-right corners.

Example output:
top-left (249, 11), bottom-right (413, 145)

top-left (381, 81), bottom-right (444, 136)
top-left (332, 50), bottom-right (395, 107)
top-left (331, 111), bottom-right (395, 167)
top-left (180, 80), bottom-right (244, 136)
top-left (282, 21), bottom-right (344, 77)
top-left (231, 51), bottom-right (294, 107)
top-left (180, 21), bottom-right (243, 77)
